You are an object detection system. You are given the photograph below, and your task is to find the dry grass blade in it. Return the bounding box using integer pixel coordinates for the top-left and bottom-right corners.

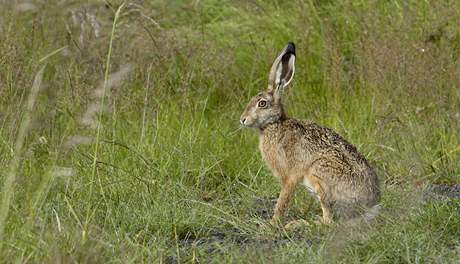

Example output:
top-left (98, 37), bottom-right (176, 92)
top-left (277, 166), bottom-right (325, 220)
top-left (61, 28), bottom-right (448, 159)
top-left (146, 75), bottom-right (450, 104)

top-left (0, 64), bottom-right (46, 250)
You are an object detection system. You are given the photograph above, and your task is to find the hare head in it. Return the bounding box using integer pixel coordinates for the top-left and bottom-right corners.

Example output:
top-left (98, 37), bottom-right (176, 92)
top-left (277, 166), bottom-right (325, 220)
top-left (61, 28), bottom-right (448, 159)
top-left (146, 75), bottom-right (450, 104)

top-left (240, 42), bottom-right (296, 130)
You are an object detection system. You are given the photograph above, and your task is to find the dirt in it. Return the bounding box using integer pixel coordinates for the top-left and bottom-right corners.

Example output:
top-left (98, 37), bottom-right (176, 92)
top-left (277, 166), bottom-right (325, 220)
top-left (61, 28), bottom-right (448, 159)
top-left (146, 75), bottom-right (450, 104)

top-left (425, 184), bottom-right (460, 200)
top-left (251, 196), bottom-right (277, 220)
top-left (177, 225), bottom-right (313, 250)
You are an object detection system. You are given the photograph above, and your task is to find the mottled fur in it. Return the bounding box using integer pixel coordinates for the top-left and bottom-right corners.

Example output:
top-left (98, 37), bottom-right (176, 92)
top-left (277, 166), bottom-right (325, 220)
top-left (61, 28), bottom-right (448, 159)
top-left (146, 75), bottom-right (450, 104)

top-left (240, 43), bottom-right (380, 224)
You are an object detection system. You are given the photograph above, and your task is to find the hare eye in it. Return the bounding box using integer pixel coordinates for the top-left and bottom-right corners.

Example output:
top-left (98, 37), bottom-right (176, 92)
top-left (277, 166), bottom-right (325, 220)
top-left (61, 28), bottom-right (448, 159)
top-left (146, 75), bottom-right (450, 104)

top-left (258, 100), bottom-right (267, 108)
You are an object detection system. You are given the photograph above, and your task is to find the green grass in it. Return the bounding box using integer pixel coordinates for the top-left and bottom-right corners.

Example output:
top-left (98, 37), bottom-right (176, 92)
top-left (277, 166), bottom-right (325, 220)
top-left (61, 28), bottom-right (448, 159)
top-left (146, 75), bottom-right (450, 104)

top-left (1, 0), bottom-right (459, 262)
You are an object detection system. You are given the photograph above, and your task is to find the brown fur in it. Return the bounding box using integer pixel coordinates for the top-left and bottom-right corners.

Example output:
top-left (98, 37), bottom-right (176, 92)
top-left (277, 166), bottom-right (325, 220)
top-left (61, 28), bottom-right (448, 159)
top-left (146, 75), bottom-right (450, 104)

top-left (240, 43), bottom-right (380, 224)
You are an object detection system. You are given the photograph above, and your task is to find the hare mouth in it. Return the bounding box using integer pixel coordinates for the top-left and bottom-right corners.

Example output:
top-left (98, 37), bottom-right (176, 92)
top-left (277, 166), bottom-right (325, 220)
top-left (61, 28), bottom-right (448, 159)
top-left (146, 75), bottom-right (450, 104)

top-left (240, 123), bottom-right (255, 128)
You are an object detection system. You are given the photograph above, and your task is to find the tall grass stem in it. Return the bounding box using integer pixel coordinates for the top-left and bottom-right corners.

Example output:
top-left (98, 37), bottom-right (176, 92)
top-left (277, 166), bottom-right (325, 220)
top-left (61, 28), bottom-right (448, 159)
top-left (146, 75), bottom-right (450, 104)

top-left (83, 2), bottom-right (126, 240)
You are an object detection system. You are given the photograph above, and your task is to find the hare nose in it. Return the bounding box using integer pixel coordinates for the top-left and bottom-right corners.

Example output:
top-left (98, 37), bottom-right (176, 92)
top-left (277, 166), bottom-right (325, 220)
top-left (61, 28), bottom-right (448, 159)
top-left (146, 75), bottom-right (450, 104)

top-left (240, 118), bottom-right (246, 125)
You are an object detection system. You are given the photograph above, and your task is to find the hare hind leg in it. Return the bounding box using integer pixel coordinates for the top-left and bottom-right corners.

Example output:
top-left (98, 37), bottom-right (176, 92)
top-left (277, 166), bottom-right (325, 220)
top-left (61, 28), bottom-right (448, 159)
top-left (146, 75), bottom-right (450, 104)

top-left (307, 178), bottom-right (333, 224)
top-left (307, 156), bottom-right (348, 224)
top-left (303, 168), bottom-right (334, 224)
top-left (317, 186), bottom-right (334, 224)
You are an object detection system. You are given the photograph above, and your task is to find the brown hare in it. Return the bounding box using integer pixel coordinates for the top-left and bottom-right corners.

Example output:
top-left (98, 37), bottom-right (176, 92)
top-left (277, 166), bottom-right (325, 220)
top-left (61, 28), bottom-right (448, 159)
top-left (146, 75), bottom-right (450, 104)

top-left (240, 42), bottom-right (380, 226)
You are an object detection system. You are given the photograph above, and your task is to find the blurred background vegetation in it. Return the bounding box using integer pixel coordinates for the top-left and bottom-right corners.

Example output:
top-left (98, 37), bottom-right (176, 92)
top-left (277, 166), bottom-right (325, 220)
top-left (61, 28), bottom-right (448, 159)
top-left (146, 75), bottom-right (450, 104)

top-left (0, 0), bottom-right (459, 262)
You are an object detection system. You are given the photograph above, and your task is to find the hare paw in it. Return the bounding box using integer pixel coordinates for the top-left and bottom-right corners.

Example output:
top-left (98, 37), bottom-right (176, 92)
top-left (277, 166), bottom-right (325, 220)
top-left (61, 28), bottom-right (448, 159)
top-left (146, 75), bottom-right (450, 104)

top-left (284, 219), bottom-right (310, 230)
top-left (313, 215), bottom-right (333, 225)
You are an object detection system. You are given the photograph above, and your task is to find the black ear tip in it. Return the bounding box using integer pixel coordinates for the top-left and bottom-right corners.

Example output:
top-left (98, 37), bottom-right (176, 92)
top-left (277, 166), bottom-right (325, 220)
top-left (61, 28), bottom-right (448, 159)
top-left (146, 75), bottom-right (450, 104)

top-left (286, 42), bottom-right (295, 55)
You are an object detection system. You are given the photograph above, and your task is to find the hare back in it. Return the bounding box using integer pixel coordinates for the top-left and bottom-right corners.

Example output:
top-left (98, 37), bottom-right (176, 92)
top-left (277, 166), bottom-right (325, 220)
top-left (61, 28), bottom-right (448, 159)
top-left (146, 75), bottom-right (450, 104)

top-left (260, 118), bottom-right (372, 173)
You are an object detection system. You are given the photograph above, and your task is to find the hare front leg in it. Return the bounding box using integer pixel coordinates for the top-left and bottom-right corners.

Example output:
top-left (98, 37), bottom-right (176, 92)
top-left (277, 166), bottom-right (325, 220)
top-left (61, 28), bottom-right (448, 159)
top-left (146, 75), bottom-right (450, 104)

top-left (271, 177), bottom-right (299, 224)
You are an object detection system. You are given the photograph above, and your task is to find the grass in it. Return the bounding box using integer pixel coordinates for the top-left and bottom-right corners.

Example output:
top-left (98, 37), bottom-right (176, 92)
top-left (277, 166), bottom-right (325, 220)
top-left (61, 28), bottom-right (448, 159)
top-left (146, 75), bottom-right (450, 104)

top-left (0, 0), bottom-right (459, 263)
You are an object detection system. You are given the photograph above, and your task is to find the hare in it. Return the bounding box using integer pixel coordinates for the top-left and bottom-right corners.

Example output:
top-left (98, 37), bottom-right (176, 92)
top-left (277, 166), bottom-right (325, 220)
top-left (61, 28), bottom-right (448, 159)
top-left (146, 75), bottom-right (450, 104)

top-left (240, 42), bottom-right (380, 225)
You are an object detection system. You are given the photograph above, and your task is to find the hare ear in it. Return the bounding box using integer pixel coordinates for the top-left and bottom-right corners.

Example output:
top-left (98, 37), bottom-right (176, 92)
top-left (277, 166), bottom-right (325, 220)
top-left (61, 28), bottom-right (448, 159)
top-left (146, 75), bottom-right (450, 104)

top-left (267, 42), bottom-right (296, 99)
